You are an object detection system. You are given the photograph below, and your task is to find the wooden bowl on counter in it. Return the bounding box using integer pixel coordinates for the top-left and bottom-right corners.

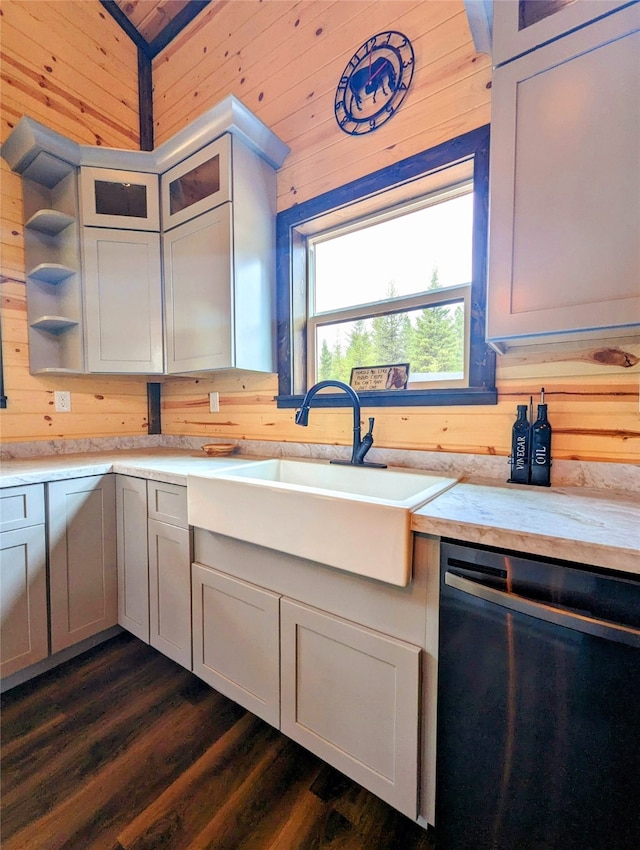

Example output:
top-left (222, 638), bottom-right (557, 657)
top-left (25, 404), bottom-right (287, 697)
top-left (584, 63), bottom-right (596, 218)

top-left (201, 443), bottom-right (238, 457)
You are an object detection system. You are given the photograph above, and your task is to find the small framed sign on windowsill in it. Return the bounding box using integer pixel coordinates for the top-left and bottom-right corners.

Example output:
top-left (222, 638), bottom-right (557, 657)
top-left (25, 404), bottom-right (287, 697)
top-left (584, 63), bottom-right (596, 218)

top-left (350, 363), bottom-right (410, 392)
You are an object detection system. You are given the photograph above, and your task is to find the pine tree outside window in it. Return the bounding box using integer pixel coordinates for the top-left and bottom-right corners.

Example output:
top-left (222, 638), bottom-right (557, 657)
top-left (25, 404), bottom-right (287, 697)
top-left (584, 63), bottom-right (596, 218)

top-left (275, 126), bottom-right (496, 410)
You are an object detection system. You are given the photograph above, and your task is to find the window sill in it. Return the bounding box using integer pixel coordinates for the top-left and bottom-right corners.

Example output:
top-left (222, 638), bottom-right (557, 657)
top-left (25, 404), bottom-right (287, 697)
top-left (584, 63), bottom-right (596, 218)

top-left (276, 387), bottom-right (497, 409)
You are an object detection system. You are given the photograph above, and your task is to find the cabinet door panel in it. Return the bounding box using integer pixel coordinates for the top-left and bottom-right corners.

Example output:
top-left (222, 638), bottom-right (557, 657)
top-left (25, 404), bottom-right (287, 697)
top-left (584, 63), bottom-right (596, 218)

top-left (192, 563), bottom-right (280, 727)
top-left (80, 167), bottom-right (160, 230)
top-left (163, 205), bottom-right (233, 373)
top-left (1, 525), bottom-right (48, 677)
top-left (280, 598), bottom-right (420, 819)
top-left (161, 136), bottom-right (231, 230)
top-left (148, 519), bottom-right (191, 668)
top-left (48, 475), bottom-right (117, 654)
top-left (488, 8), bottom-right (640, 342)
top-left (83, 228), bottom-right (163, 373)
top-left (115, 475), bottom-right (149, 642)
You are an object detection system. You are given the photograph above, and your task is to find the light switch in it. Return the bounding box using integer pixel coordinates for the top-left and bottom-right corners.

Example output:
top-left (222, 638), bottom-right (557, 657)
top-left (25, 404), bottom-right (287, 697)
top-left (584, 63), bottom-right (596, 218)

top-left (209, 392), bottom-right (219, 413)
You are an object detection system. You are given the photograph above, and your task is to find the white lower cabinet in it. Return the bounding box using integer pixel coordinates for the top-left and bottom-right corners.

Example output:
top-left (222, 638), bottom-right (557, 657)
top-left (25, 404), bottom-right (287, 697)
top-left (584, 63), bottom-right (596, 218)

top-left (191, 563), bottom-right (280, 726)
top-left (115, 475), bottom-right (149, 642)
top-left (0, 485), bottom-right (48, 677)
top-left (116, 475), bottom-right (191, 668)
top-left (48, 475), bottom-right (117, 654)
top-left (190, 552), bottom-right (421, 819)
top-left (280, 598), bottom-right (420, 819)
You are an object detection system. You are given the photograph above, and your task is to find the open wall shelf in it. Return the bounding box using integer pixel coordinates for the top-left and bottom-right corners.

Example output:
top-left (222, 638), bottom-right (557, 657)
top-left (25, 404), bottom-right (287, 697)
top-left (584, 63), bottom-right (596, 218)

top-left (33, 367), bottom-right (85, 375)
top-left (19, 153), bottom-right (85, 374)
top-left (28, 263), bottom-right (76, 285)
top-left (30, 315), bottom-right (79, 333)
top-left (25, 209), bottom-right (75, 236)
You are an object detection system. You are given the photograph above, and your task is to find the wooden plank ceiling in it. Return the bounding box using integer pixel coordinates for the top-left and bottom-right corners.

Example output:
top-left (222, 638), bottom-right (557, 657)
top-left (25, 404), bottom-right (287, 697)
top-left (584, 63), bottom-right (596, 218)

top-left (109, 0), bottom-right (212, 56)
top-left (115, 0), bottom-right (193, 43)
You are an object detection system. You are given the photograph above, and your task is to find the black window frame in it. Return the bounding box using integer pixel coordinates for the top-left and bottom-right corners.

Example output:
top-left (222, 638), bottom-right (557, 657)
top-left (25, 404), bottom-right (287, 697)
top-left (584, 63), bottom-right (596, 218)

top-left (275, 124), bottom-right (496, 410)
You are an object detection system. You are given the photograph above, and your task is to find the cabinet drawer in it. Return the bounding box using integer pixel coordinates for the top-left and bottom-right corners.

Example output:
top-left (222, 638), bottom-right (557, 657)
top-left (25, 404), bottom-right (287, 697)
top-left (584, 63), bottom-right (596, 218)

top-left (280, 598), bottom-right (420, 819)
top-left (80, 166), bottom-right (160, 230)
top-left (0, 484), bottom-right (45, 531)
top-left (191, 563), bottom-right (281, 727)
top-left (147, 481), bottom-right (187, 528)
top-left (161, 136), bottom-right (231, 230)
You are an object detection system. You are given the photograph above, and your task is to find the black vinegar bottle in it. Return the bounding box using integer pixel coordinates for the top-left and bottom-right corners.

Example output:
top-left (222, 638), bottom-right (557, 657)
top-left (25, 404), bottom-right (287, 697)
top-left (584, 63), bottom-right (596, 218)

top-left (509, 404), bottom-right (531, 484)
top-left (530, 389), bottom-right (552, 486)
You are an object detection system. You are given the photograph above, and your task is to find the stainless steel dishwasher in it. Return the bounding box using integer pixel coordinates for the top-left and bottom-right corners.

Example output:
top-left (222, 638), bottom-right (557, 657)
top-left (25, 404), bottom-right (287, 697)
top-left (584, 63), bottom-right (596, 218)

top-left (436, 539), bottom-right (640, 850)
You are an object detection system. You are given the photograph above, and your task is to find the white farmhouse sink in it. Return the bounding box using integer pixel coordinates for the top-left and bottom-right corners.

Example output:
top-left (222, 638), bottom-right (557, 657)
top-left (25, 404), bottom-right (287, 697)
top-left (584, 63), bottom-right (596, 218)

top-left (188, 458), bottom-right (458, 586)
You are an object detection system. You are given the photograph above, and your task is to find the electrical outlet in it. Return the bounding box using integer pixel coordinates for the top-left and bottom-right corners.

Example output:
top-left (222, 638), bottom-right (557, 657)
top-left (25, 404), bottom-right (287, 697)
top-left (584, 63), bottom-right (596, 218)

top-left (209, 392), bottom-right (219, 413)
top-left (54, 391), bottom-right (71, 412)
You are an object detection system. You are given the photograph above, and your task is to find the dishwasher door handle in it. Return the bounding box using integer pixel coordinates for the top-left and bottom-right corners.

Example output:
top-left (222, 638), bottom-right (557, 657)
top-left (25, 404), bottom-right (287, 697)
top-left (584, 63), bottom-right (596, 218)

top-left (445, 570), bottom-right (640, 648)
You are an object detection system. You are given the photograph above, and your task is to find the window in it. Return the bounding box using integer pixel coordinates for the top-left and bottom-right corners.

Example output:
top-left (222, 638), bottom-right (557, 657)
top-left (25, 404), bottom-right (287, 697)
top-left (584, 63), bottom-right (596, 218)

top-left (276, 126), bottom-right (496, 409)
top-left (309, 188), bottom-right (472, 389)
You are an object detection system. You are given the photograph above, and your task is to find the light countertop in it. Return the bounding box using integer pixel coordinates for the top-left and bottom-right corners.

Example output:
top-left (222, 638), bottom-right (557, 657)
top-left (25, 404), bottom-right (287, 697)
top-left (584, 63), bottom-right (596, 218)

top-left (0, 449), bottom-right (252, 488)
top-left (1, 449), bottom-right (638, 575)
top-left (411, 478), bottom-right (639, 575)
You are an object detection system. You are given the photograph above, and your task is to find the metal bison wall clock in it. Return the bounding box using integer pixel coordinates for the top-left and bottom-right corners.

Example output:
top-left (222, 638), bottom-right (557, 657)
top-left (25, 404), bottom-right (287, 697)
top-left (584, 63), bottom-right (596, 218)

top-left (334, 31), bottom-right (415, 135)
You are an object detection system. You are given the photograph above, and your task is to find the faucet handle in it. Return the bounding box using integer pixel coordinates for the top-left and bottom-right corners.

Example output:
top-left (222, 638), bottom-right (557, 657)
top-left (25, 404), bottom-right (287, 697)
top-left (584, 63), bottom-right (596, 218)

top-left (355, 417), bottom-right (375, 464)
top-left (295, 406), bottom-right (310, 426)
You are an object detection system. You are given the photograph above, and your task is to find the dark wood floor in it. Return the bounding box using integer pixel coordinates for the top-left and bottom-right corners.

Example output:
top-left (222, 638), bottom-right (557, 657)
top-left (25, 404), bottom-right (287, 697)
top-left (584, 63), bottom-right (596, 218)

top-left (1, 632), bottom-right (435, 850)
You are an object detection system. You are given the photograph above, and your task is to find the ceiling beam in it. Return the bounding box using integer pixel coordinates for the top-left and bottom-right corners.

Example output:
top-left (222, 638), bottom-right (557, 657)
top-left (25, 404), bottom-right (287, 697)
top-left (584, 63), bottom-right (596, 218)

top-left (137, 49), bottom-right (154, 151)
top-left (100, 0), bottom-right (153, 58)
top-left (100, 1), bottom-right (212, 150)
top-left (100, 0), bottom-right (211, 60)
top-left (148, 1), bottom-right (211, 58)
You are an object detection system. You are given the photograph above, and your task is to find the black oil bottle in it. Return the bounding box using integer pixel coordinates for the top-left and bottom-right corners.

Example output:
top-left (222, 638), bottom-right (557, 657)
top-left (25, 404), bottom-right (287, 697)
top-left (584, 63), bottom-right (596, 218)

top-left (530, 390), bottom-right (552, 486)
top-left (509, 404), bottom-right (530, 484)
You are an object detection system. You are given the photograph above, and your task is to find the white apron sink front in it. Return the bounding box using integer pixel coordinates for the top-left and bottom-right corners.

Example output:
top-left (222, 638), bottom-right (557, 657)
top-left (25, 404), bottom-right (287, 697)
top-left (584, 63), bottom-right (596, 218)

top-left (188, 458), bottom-right (458, 586)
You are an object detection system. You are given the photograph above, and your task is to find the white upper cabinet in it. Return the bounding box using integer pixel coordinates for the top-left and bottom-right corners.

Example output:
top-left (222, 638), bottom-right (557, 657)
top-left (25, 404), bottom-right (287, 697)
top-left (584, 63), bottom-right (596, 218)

top-left (80, 167), bottom-right (160, 230)
top-left (164, 135), bottom-right (277, 374)
top-left (83, 228), bottom-right (163, 373)
top-left (486, 4), bottom-right (640, 347)
top-left (492, 0), bottom-right (633, 66)
top-left (164, 205), bottom-right (233, 373)
top-left (161, 136), bottom-right (231, 230)
top-left (1, 97), bottom-right (289, 376)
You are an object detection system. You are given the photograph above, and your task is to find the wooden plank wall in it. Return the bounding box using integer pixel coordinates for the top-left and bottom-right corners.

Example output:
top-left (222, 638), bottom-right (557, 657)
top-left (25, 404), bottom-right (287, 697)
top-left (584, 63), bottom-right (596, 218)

top-left (0, 0), bottom-right (150, 443)
top-left (154, 0), bottom-right (639, 464)
top-left (1, 0), bottom-right (637, 460)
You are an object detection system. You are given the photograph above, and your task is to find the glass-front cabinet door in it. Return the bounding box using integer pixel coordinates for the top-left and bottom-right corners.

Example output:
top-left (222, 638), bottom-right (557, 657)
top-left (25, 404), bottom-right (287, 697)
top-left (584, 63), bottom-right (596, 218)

top-left (492, 0), bottom-right (631, 66)
top-left (161, 135), bottom-right (231, 231)
top-left (80, 167), bottom-right (160, 230)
